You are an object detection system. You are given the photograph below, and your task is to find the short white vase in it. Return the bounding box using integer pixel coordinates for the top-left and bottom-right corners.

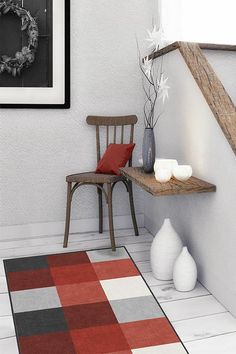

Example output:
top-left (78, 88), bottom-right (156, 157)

top-left (173, 247), bottom-right (197, 292)
top-left (150, 218), bottom-right (183, 280)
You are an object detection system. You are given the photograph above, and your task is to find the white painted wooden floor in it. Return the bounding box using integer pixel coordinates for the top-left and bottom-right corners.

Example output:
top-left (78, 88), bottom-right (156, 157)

top-left (0, 227), bottom-right (236, 354)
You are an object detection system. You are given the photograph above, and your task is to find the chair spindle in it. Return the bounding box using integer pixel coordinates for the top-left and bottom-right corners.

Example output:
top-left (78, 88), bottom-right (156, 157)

top-left (130, 124), bottom-right (134, 143)
top-left (121, 125), bottom-right (124, 143)
top-left (106, 126), bottom-right (109, 147)
top-left (96, 126), bottom-right (101, 162)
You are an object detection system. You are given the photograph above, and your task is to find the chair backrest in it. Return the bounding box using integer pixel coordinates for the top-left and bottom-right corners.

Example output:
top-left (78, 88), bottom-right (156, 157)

top-left (86, 115), bottom-right (138, 166)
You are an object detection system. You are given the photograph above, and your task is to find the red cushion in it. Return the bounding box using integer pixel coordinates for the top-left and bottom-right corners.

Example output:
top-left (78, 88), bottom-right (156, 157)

top-left (96, 144), bottom-right (135, 175)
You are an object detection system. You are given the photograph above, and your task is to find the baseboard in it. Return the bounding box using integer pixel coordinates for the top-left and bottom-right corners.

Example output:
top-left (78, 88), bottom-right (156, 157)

top-left (0, 214), bottom-right (144, 240)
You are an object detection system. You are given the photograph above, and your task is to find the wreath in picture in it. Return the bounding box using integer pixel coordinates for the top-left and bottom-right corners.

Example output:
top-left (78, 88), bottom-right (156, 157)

top-left (0, 0), bottom-right (39, 76)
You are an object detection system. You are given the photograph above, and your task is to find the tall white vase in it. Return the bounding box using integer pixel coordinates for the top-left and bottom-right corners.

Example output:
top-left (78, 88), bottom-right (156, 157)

top-left (173, 247), bottom-right (197, 292)
top-left (150, 218), bottom-right (183, 280)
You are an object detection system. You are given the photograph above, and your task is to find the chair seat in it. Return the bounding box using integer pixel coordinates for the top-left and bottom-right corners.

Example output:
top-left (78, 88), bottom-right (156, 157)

top-left (66, 171), bottom-right (123, 184)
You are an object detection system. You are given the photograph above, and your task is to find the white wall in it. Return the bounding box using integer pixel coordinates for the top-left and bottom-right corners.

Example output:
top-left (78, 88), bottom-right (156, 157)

top-left (161, 0), bottom-right (236, 44)
top-left (144, 50), bottom-right (236, 316)
top-left (0, 0), bottom-right (156, 230)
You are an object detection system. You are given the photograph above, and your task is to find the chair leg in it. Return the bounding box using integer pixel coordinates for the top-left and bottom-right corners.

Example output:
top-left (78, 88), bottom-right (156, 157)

top-left (107, 183), bottom-right (116, 251)
top-left (98, 184), bottom-right (103, 233)
top-left (63, 182), bottom-right (72, 248)
top-left (127, 181), bottom-right (139, 236)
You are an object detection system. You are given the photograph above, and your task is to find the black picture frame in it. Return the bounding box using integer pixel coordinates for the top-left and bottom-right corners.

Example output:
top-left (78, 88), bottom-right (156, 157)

top-left (0, 0), bottom-right (70, 109)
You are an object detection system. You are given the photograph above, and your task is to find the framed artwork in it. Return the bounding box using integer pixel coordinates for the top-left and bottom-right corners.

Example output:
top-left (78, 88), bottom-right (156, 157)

top-left (0, 0), bottom-right (70, 108)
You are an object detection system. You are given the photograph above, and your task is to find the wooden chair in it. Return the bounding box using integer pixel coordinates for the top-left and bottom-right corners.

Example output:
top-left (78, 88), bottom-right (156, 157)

top-left (63, 115), bottom-right (139, 251)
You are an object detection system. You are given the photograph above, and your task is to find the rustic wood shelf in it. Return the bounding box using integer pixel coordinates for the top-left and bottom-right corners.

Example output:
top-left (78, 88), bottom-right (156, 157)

top-left (120, 167), bottom-right (216, 197)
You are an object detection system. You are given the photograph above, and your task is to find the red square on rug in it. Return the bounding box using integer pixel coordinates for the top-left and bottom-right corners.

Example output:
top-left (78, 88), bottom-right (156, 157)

top-left (50, 263), bottom-right (98, 285)
top-left (92, 259), bottom-right (139, 280)
top-left (18, 331), bottom-right (76, 354)
top-left (57, 281), bottom-right (107, 306)
top-left (7, 268), bottom-right (54, 292)
top-left (120, 318), bottom-right (180, 349)
top-left (63, 302), bottom-right (118, 330)
top-left (71, 324), bottom-right (130, 353)
top-left (47, 252), bottom-right (90, 267)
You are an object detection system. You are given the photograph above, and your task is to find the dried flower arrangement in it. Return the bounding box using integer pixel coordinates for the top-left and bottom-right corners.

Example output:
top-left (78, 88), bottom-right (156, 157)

top-left (138, 25), bottom-right (169, 128)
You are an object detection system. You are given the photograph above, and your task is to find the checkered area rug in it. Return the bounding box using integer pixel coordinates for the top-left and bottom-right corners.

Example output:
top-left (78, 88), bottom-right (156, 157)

top-left (4, 247), bottom-right (188, 354)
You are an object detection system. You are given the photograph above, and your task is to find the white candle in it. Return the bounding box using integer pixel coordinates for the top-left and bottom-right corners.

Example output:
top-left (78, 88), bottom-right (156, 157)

top-left (155, 167), bottom-right (172, 183)
top-left (173, 165), bottom-right (192, 181)
top-left (154, 159), bottom-right (178, 175)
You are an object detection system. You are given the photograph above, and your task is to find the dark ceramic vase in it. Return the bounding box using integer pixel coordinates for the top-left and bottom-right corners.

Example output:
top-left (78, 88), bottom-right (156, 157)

top-left (142, 127), bottom-right (156, 173)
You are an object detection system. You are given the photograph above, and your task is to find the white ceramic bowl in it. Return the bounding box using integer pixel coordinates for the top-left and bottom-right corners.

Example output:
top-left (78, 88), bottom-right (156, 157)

top-left (154, 159), bottom-right (178, 175)
top-left (155, 168), bottom-right (172, 183)
top-left (173, 165), bottom-right (192, 181)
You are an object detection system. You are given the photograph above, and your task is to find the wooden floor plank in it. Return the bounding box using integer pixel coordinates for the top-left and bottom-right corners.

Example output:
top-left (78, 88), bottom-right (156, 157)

top-left (0, 294), bottom-right (12, 317)
top-left (125, 242), bottom-right (152, 252)
top-left (151, 282), bottom-right (210, 303)
top-left (0, 228), bottom-right (149, 250)
top-left (0, 234), bottom-right (153, 259)
top-left (135, 260), bottom-right (152, 273)
top-left (0, 277), bottom-right (7, 294)
top-left (173, 312), bottom-right (236, 343)
top-left (0, 262), bottom-right (5, 277)
top-left (0, 227), bottom-right (148, 242)
top-left (185, 332), bottom-right (236, 354)
top-left (0, 316), bottom-right (15, 340)
top-left (0, 337), bottom-right (18, 354)
top-left (162, 295), bottom-right (227, 322)
top-left (141, 272), bottom-right (173, 287)
top-left (128, 250), bottom-right (150, 262)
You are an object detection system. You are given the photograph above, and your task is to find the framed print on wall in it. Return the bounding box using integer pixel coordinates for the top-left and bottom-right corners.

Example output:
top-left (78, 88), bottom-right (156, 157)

top-left (0, 0), bottom-right (70, 108)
